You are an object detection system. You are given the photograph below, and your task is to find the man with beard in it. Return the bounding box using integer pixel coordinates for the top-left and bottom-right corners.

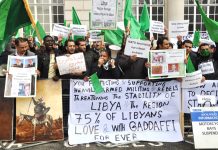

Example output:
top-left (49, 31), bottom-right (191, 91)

top-left (37, 35), bottom-right (60, 79)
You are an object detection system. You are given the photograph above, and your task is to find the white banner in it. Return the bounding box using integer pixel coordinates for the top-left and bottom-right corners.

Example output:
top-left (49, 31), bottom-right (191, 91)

top-left (149, 21), bottom-right (165, 35)
top-left (183, 80), bottom-right (218, 113)
top-left (91, 0), bottom-right (117, 29)
top-left (182, 70), bottom-right (204, 88)
top-left (52, 24), bottom-right (71, 38)
top-left (56, 53), bottom-right (86, 75)
top-left (169, 20), bottom-right (189, 38)
top-left (68, 80), bottom-right (183, 144)
top-left (191, 107), bottom-right (218, 149)
top-left (70, 24), bottom-right (87, 36)
top-left (124, 38), bottom-right (151, 58)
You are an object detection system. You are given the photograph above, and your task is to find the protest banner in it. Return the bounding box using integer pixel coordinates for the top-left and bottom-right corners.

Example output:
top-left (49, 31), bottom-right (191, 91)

top-left (16, 80), bottom-right (64, 143)
top-left (149, 21), bottom-right (165, 34)
top-left (68, 79), bottom-right (183, 144)
top-left (168, 20), bottom-right (189, 38)
top-left (0, 79), bottom-right (14, 141)
top-left (181, 70), bottom-right (204, 88)
top-left (4, 56), bottom-right (37, 97)
top-left (148, 49), bottom-right (186, 79)
top-left (89, 30), bottom-right (102, 41)
top-left (70, 24), bottom-right (87, 36)
top-left (56, 53), bottom-right (86, 75)
top-left (51, 24), bottom-right (71, 38)
top-left (124, 38), bottom-right (151, 58)
top-left (91, 0), bottom-right (117, 29)
top-left (191, 107), bottom-right (218, 149)
top-left (183, 80), bottom-right (218, 113)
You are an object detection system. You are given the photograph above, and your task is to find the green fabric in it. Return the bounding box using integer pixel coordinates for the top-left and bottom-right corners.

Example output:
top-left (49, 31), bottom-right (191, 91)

top-left (193, 30), bottom-right (200, 47)
top-left (72, 7), bottom-right (84, 41)
top-left (64, 20), bottom-right (67, 26)
top-left (89, 73), bottom-right (104, 94)
top-left (124, 0), bottom-right (132, 27)
top-left (195, 0), bottom-right (218, 42)
top-left (199, 49), bottom-right (210, 57)
top-left (102, 28), bottom-right (124, 47)
top-left (140, 1), bottom-right (150, 32)
top-left (24, 24), bottom-right (36, 37)
top-left (186, 56), bottom-right (196, 73)
top-left (0, 0), bottom-right (31, 53)
top-left (35, 21), bottom-right (46, 41)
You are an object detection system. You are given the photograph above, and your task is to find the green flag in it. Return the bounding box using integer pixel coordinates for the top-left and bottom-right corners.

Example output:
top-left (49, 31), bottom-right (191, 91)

top-left (195, 0), bottom-right (218, 42)
top-left (89, 73), bottom-right (104, 94)
top-left (72, 7), bottom-right (84, 41)
top-left (186, 56), bottom-right (196, 73)
top-left (24, 24), bottom-right (36, 37)
top-left (124, 0), bottom-right (132, 27)
top-left (102, 28), bottom-right (124, 47)
top-left (140, 2), bottom-right (150, 32)
top-left (64, 20), bottom-right (67, 26)
top-left (35, 21), bottom-right (46, 42)
top-left (0, 0), bottom-right (32, 53)
top-left (130, 16), bottom-right (141, 39)
top-left (193, 30), bottom-right (200, 47)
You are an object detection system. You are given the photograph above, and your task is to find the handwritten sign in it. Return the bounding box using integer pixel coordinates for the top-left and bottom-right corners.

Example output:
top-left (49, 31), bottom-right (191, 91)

top-left (183, 80), bottom-right (218, 113)
top-left (198, 61), bottom-right (215, 75)
top-left (124, 38), bottom-right (151, 58)
top-left (68, 80), bottom-right (183, 144)
top-left (89, 30), bottom-right (102, 41)
top-left (149, 21), bottom-right (165, 35)
top-left (182, 70), bottom-right (204, 88)
top-left (91, 0), bottom-right (117, 29)
top-left (70, 24), bottom-right (87, 36)
top-left (169, 20), bottom-right (189, 38)
top-left (52, 24), bottom-right (71, 38)
top-left (191, 107), bottom-right (218, 149)
top-left (56, 53), bottom-right (86, 75)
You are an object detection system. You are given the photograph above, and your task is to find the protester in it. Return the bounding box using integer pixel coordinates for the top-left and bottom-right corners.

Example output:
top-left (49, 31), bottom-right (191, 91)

top-left (92, 50), bottom-right (121, 79)
top-left (13, 37), bottom-right (35, 56)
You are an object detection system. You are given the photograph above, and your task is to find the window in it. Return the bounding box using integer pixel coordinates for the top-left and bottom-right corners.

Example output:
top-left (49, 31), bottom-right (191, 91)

top-left (28, 0), bottom-right (64, 34)
top-left (184, 0), bottom-right (218, 34)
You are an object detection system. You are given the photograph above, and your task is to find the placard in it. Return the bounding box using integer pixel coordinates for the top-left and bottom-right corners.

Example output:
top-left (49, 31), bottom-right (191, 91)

top-left (191, 107), bottom-right (218, 149)
top-left (68, 80), bottom-right (183, 144)
top-left (182, 70), bottom-right (204, 88)
top-left (16, 80), bottom-right (64, 143)
top-left (70, 24), bottom-right (87, 36)
top-left (198, 61), bottom-right (215, 75)
top-left (149, 21), bottom-right (165, 35)
top-left (148, 49), bottom-right (186, 79)
top-left (124, 38), bottom-right (151, 58)
top-left (89, 30), bottom-right (102, 41)
top-left (91, 0), bottom-right (117, 29)
top-left (183, 80), bottom-right (218, 113)
top-left (52, 24), bottom-right (71, 38)
top-left (169, 20), bottom-right (189, 38)
top-left (56, 53), bottom-right (86, 75)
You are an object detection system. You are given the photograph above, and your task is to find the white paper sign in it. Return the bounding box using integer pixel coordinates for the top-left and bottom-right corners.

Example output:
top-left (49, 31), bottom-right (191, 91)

top-left (191, 107), bottom-right (218, 149)
top-left (70, 24), bottom-right (87, 36)
top-left (68, 80), bottom-right (183, 144)
top-left (197, 95), bottom-right (216, 105)
top-left (169, 20), bottom-right (189, 38)
top-left (91, 0), bottom-right (117, 29)
top-left (124, 38), bottom-right (151, 58)
top-left (182, 70), bottom-right (204, 88)
top-left (89, 30), bottom-right (102, 41)
top-left (183, 80), bottom-right (218, 113)
top-left (198, 61), bottom-right (215, 75)
top-left (149, 21), bottom-right (165, 34)
top-left (56, 53), bottom-right (86, 75)
top-left (52, 24), bottom-right (71, 38)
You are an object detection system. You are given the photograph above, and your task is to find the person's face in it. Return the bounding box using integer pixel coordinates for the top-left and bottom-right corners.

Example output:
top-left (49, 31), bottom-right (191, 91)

top-left (92, 41), bottom-right (97, 49)
top-left (183, 43), bottom-right (192, 53)
top-left (78, 41), bottom-right (86, 52)
top-left (44, 37), bottom-right (54, 50)
top-left (28, 59), bottom-right (33, 64)
top-left (159, 39), bottom-right (169, 49)
top-left (24, 85), bottom-right (30, 95)
top-left (200, 45), bottom-right (210, 52)
top-left (209, 46), bottom-right (215, 53)
top-left (100, 51), bottom-right (109, 63)
top-left (11, 38), bottom-right (16, 48)
top-left (96, 41), bottom-right (102, 50)
top-left (16, 41), bottom-right (29, 55)
top-left (66, 41), bottom-right (75, 54)
top-left (172, 64), bottom-right (176, 70)
top-left (16, 59), bottom-right (21, 64)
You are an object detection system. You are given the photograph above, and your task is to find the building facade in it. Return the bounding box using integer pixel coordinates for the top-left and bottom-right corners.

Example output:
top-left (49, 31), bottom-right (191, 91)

top-left (28, 0), bottom-right (218, 35)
